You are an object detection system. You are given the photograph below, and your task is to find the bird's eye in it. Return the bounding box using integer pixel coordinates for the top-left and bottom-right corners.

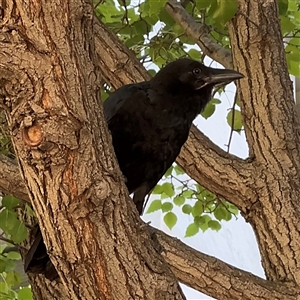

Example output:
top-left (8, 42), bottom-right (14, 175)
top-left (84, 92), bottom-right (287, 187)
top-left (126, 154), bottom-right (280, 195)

top-left (193, 68), bottom-right (201, 76)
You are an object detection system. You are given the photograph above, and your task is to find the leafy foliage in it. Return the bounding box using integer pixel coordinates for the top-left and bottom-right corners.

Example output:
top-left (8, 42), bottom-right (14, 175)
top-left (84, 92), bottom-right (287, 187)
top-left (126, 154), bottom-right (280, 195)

top-left (146, 164), bottom-right (239, 235)
top-left (0, 194), bottom-right (31, 299)
top-left (0, 198), bottom-right (28, 244)
top-left (0, 0), bottom-right (298, 296)
top-left (0, 244), bottom-right (33, 300)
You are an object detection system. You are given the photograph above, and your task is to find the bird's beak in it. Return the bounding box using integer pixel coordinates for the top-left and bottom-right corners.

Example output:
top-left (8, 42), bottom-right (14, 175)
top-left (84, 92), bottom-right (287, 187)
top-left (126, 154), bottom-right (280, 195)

top-left (207, 68), bottom-right (244, 85)
top-left (195, 68), bottom-right (244, 90)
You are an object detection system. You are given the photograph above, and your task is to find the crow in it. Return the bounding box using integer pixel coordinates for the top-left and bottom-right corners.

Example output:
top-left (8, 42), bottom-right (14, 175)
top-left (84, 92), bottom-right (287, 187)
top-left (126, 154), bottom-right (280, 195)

top-left (104, 58), bottom-right (243, 214)
top-left (24, 58), bottom-right (243, 279)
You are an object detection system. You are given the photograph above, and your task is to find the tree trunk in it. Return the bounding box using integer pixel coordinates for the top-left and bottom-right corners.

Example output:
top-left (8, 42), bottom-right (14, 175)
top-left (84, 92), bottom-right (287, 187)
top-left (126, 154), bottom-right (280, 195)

top-left (0, 1), bottom-right (185, 299)
top-left (228, 0), bottom-right (300, 285)
top-left (1, 0), bottom-right (300, 299)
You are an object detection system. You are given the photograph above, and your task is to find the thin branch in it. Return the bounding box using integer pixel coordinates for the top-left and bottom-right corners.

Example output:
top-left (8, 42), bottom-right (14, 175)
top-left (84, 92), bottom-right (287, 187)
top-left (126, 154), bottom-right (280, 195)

top-left (226, 93), bottom-right (238, 153)
top-left (0, 236), bottom-right (27, 251)
top-left (165, 0), bottom-right (233, 69)
top-left (155, 228), bottom-right (300, 300)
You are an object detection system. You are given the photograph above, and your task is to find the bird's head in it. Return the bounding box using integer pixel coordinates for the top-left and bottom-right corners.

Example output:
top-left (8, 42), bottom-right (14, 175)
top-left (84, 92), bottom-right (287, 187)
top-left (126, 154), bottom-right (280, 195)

top-left (152, 58), bottom-right (244, 93)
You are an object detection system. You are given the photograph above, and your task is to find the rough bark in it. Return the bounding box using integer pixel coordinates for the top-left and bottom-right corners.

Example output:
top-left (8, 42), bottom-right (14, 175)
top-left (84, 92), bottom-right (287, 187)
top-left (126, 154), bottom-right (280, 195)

top-left (0, 1), bottom-right (185, 299)
top-left (228, 0), bottom-right (300, 286)
top-left (155, 229), bottom-right (300, 300)
top-left (1, 157), bottom-right (299, 299)
top-left (0, 1), bottom-right (300, 300)
top-left (0, 154), bottom-right (30, 203)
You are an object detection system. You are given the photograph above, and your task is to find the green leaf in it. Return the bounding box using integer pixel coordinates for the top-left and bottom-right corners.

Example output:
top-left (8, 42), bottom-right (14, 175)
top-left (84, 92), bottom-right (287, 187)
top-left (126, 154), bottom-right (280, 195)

top-left (0, 282), bottom-right (8, 294)
top-left (278, 0), bottom-right (289, 16)
top-left (173, 195), bottom-right (185, 206)
top-left (164, 166), bottom-right (173, 177)
top-left (198, 215), bottom-right (211, 232)
top-left (214, 205), bottom-right (226, 221)
top-left (146, 200), bottom-right (162, 213)
top-left (0, 245), bottom-right (6, 253)
top-left (288, 0), bottom-right (298, 11)
top-left (208, 220), bottom-right (222, 231)
top-left (0, 257), bottom-right (15, 273)
top-left (164, 212), bottom-right (177, 230)
top-left (185, 223), bottom-right (199, 237)
top-left (227, 203), bottom-right (239, 215)
top-left (174, 165), bottom-right (184, 175)
top-left (0, 257), bottom-right (6, 273)
top-left (5, 252), bottom-right (21, 261)
top-left (182, 204), bottom-right (192, 214)
top-left (192, 201), bottom-right (204, 217)
top-left (188, 49), bottom-right (201, 60)
top-left (227, 109), bottom-right (243, 131)
top-left (148, 69), bottom-right (157, 77)
top-left (10, 221), bottom-right (28, 243)
top-left (143, 15), bottom-right (159, 26)
top-left (161, 192), bottom-right (170, 199)
top-left (152, 184), bottom-right (162, 194)
top-left (101, 90), bottom-right (109, 102)
top-left (149, 0), bottom-right (167, 16)
top-left (0, 209), bottom-right (18, 233)
top-left (214, 205), bottom-right (232, 221)
top-left (5, 271), bottom-right (21, 287)
top-left (182, 190), bottom-right (193, 198)
top-left (201, 102), bottom-right (216, 119)
top-left (18, 287), bottom-right (33, 300)
top-left (127, 8), bottom-right (140, 23)
top-left (210, 98), bottom-right (222, 104)
top-left (289, 11), bottom-right (300, 25)
top-left (124, 34), bottom-right (144, 48)
top-left (158, 9), bottom-right (175, 26)
top-left (212, 0), bottom-right (238, 25)
top-left (196, 0), bottom-right (214, 10)
top-left (161, 182), bottom-right (175, 197)
top-left (161, 202), bottom-right (173, 212)
top-left (280, 16), bottom-right (296, 34)
top-left (132, 20), bottom-right (150, 35)
top-left (2, 195), bottom-right (20, 209)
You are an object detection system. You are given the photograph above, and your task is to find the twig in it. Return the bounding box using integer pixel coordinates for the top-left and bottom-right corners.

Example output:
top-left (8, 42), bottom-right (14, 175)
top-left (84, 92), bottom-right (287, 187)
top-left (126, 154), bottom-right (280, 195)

top-left (165, 0), bottom-right (233, 68)
top-left (226, 93), bottom-right (238, 153)
top-left (94, 0), bottom-right (104, 9)
top-left (0, 236), bottom-right (27, 251)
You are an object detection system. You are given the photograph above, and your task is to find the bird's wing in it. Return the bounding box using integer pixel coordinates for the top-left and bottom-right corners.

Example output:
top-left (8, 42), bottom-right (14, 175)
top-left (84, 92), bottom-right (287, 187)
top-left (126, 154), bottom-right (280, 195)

top-left (103, 82), bottom-right (151, 124)
top-left (103, 82), bottom-right (155, 192)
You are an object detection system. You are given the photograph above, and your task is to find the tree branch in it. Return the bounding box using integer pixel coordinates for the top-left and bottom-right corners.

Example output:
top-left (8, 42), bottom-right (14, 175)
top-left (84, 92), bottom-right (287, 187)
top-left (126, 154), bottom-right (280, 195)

top-left (177, 128), bottom-right (255, 213)
top-left (0, 155), bottom-right (297, 299)
top-left (165, 0), bottom-right (233, 69)
top-left (156, 229), bottom-right (300, 300)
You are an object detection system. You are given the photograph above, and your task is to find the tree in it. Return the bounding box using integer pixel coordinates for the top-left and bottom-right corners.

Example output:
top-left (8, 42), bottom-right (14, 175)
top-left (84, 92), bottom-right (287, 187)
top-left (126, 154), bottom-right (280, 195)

top-left (0, 0), bottom-right (299, 299)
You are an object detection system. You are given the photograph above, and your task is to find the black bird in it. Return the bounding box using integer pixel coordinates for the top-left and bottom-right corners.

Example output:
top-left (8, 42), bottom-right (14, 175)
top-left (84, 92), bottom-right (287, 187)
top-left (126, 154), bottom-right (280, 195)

top-left (104, 58), bottom-right (243, 214)
top-left (24, 58), bottom-right (243, 279)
